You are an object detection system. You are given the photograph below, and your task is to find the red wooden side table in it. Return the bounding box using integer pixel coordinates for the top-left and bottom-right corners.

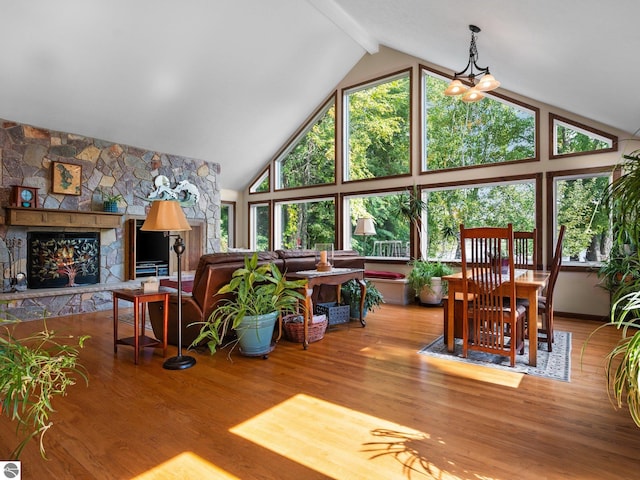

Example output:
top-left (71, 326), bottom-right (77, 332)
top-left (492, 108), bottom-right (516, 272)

top-left (112, 288), bottom-right (169, 364)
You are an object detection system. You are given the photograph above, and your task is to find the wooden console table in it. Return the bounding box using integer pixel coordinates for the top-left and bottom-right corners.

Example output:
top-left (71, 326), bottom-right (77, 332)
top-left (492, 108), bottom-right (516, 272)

top-left (286, 268), bottom-right (366, 349)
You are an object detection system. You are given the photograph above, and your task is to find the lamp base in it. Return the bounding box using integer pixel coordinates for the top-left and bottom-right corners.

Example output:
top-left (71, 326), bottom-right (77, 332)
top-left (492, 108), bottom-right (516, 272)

top-left (162, 354), bottom-right (196, 370)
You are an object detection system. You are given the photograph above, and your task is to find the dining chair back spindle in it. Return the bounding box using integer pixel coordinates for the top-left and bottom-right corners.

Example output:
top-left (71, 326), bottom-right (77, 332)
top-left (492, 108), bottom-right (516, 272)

top-left (460, 224), bottom-right (526, 367)
top-left (514, 229), bottom-right (537, 269)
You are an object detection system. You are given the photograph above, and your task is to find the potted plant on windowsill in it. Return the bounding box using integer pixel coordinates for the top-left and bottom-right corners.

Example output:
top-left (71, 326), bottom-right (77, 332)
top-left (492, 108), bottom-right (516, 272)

top-left (340, 279), bottom-right (384, 319)
top-left (190, 252), bottom-right (307, 358)
top-left (408, 260), bottom-right (453, 305)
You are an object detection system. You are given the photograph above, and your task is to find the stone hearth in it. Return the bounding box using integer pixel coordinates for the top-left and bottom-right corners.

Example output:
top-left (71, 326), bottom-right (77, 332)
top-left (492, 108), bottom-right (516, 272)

top-left (0, 281), bottom-right (139, 321)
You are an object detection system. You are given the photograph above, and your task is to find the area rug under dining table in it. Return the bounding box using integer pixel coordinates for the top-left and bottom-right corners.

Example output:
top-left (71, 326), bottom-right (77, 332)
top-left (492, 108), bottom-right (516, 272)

top-left (418, 331), bottom-right (571, 382)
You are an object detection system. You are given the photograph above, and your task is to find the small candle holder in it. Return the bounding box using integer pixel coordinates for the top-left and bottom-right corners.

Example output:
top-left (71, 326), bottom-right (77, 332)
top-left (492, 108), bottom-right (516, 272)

top-left (315, 243), bottom-right (334, 272)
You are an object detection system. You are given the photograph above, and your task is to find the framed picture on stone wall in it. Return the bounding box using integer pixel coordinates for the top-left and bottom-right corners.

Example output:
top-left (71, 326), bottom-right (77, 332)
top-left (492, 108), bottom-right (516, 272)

top-left (51, 161), bottom-right (82, 195)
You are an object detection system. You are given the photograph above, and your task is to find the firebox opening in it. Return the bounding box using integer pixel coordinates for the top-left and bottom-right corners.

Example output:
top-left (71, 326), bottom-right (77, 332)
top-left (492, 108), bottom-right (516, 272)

top-left (27, 232), bottom-right (100, 289)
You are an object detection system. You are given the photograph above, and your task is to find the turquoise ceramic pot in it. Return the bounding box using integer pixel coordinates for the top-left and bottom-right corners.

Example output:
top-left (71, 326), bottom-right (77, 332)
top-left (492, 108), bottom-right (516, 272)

top-left (103, 201), bottom-right (118, 213)
top-left (236, 311), bottom-right (279, 356)
top-left (349, 305), bottom-right (368, 320)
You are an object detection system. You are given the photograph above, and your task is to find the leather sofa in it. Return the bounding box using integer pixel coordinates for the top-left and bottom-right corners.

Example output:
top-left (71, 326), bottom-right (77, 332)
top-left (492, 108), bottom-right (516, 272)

top-left (148, 249), bottom-right (364, 347)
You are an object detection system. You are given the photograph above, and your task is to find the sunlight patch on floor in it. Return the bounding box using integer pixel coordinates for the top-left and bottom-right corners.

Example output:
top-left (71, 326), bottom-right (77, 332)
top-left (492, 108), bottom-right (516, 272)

top-left (230, 393), bottom-right (460, 479)
top-left (131, 452), bottom-right (240, 480)
top-left (420, 356), bottom-right (524, 388)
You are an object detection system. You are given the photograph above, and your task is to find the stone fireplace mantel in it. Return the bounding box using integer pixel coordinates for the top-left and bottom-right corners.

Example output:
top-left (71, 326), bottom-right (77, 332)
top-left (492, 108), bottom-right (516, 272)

top-left (5, 207), bottom-right (123, 229)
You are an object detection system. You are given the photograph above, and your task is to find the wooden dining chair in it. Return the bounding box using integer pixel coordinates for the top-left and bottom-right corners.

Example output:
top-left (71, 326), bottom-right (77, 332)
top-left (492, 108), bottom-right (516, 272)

top-left (460, 224), bottom-right (526, 367)
top-left (535, 225), bottom-right (566, 352)
top-left (514, 229), bottom-right (537, 269)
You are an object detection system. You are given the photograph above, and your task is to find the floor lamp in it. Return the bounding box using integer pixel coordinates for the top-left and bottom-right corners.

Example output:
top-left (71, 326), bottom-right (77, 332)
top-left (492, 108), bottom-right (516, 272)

top-left (354, 217), bottom-right (376, 256)
top-left (141, 200), bottom-right (196, 370)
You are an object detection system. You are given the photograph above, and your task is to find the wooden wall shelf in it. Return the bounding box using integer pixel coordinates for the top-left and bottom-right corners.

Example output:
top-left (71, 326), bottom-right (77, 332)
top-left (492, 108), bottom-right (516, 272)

top-left (5, 207), bottom-right (123, 229)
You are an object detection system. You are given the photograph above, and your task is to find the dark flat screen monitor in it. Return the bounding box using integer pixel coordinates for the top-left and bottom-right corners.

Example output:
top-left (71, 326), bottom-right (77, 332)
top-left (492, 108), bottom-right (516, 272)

top-left (135, 220), bottom-right (169, 264)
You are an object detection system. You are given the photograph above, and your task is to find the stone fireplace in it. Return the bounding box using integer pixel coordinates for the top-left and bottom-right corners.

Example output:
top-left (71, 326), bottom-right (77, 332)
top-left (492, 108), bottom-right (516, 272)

top-left (0, 118), bottom-right (220, 320)
top-left (27, 232), bottom-right (100, 289)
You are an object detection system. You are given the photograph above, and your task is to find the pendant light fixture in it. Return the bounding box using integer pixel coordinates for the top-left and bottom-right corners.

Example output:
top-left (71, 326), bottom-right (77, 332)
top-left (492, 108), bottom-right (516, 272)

top-left (444, 25), bottom-right (500, 103)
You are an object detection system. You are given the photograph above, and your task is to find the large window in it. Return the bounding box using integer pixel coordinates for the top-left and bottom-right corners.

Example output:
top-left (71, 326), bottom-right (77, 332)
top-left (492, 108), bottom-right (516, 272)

top-left (249, 168), bottom-right (270, 194)
top-left (220, 201), bottom-right (235, 251)
top-left (423, 180), bottom-right (537, 260)
top-left (551, 170), bottom-right (612, 265)
top-left (344, 191), bottom-right (410, 259)
top-left (550, 113), bottom-right (617, 159)
top-left (246, 61), bottom-right (617, 276)
top-left (275, 97), bottom-right (336, 190)
top-left (422, 68), bottom-right (537, 171)
top-left (274, 197), bottom-right (335, 250)
top-left (344, 71), bottom-right (411, 181)
top-left (249, 202), bottom-right (270, 251)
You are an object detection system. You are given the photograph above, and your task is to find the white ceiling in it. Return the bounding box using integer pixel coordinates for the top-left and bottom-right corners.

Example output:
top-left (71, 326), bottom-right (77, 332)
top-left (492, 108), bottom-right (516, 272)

top-left (0, 1), bottom-right (638, 191)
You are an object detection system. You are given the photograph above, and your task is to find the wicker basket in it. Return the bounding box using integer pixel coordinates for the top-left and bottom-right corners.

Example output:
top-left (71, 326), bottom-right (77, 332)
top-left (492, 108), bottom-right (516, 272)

top-left (283, 314), bottom-right (328, 343)
top-left (315, 302), bottom-right (351, 325)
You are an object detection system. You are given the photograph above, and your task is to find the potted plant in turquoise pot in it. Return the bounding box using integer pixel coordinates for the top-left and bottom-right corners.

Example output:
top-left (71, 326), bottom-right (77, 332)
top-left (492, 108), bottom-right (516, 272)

top-left (191, 252), bottom-right (307, 358)
top-left (101, 190), bottom-right (123, 213)
top-left (341, 279), bottom-right (384, 319)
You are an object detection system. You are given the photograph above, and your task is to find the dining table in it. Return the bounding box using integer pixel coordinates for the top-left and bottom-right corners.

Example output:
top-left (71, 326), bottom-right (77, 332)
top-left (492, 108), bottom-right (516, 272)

top-left (442, 269), bottom-right (550, 367)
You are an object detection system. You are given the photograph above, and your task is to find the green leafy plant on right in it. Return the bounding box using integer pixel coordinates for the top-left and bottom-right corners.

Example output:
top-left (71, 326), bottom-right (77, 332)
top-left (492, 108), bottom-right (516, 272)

top-left (407, 260), bottom-right (453, 294)
top-left (586, 146), bottom-right (640, 427)
top-left (0, 319), bottom-right (89, 459)
top-left (584, 291), bottom-right (640, 427)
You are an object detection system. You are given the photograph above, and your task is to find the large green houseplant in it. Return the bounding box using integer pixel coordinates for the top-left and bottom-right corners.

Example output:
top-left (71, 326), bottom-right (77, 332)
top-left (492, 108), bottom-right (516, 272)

top-left (585, 291), bottom-right (640, 427)
top-left (1, 319), bottom-right (89, 459)
top-left (191, 253), bottom-right (307, 357)
top-left (598, 148), bottom-right (640, 295)
top-left (588, 146), bottom-right (640, 426)
top-left (408, 260), bottom-right (453, 305)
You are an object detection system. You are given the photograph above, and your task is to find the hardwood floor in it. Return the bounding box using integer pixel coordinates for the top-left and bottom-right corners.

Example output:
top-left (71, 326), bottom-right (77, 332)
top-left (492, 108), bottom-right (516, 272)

top-left (1, 303), bottom-right (637, 479)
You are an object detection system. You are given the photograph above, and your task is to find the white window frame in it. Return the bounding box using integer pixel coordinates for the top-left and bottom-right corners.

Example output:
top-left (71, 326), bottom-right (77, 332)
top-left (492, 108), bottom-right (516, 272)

top-left (273, 196), bottom-right (335, 250)
top-left (249, 202), bottom-right (270, 251)
top-left (343, 190), bottom-right (409, 259)
top-left (421, 178), bottom-right (537, 261)
top-left (343, 71), bottom-right (411, 182)
top-left (552, 171), bottom-right (613, 266)
top-left (274, 97), bottom-right (335, 190)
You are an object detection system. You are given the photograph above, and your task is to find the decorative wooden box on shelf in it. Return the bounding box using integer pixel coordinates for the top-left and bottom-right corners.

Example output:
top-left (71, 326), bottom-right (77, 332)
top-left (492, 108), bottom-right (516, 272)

top-left (5, 207), bottom-right (123, 229)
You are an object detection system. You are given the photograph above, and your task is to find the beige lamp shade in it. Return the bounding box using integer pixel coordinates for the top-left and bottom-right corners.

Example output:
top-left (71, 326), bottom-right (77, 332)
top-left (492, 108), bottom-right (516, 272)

top-left (475, 73), bottom-right (500, 92)
top-left (461, 87), bottom-right (485, 103)
top-left (141, 200), bottom-right (192, 232)
top-left (354, 217), bottom-right (376, 236)
top-left (443, 79), bottom-right (469, 96)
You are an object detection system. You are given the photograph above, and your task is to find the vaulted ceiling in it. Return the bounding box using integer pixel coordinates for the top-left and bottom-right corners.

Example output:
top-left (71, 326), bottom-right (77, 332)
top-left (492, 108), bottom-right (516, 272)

top-left (1, 1), bottom-right (638, 191)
